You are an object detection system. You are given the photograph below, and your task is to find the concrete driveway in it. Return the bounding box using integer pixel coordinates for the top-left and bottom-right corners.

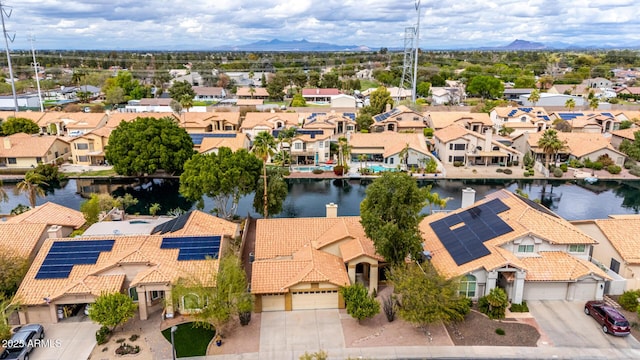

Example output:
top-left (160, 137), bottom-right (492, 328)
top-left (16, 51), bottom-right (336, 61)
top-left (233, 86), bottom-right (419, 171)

top-left (260, 309), bottom-right (345, 358)
top-left (28, 321), bottom-right (100, 360)
top-left (528, 300), bottom-right (640, 349)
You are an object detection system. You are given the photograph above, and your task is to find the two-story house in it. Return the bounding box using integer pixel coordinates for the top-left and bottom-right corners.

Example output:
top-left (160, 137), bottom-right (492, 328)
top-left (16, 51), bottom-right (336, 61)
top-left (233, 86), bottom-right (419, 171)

top-left (0, 133), bottom-right (70, 168)
top-left (426, 111), bottom-right (493, 134)
top-left (490, 107), bottom-right (550, 136)
top-left (371, 105), bottom-right (427, 133)
top-left (433, 124), bottom-right (521, 166)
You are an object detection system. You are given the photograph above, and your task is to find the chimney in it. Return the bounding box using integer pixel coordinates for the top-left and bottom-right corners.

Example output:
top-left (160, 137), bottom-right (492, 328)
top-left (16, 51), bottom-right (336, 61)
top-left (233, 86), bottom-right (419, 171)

top-left (385, 103), bottom-right (391, 113)
top-left (461, 188), bottom-right (476, 209)
top-left (47, 225), bottom-right (63, 239)
top-left (484, 128), bottom-right (493, 152)
top-left (316, 88), bottom-right (320, 94)
top-left (326, 203), bottom-right (338, 218)
top-left (3, 137), bottom-right (10, 149)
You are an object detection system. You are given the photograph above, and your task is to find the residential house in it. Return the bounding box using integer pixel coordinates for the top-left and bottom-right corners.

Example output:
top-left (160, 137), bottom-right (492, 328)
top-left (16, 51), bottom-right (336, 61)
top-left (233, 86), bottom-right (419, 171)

top-left (302, 88), bottom-right (342, 104)
top-left (548, 84), bottom-right (591, 97)
top-left (4, 202), bottom-right (85, 236)
top-left (300, 111), bottom-right (357, 135)
top-left (617, 110), bottom-right (640, 122)
top-left (0, 223), bottom-right (50, 261)
top-left (38, 112), bottom-right (108, 137)
top-left (193, 87), bottom-right (226, 102)
top-left (610, 127), bottom-right (638, 149)
top-left (179, 112), bottom-right (240, 133)
top-left (240, 112), bottom-right (300, 140)
top-left (616, 87), bottom-right (640, 97)
top-left (196, 133), bottom-right (251, 154)
top-left (13, 210), bottom-right (239, 324)
top-left (0, 133), bottom-right (70, 168)
top-left (433, 124), bottom-right (521, 166)
top-left (548, 112), bottom-right (619, 133)
top-left (69, 127), bottom-right (112, 165)
top-left (251, 204), bottom-right (382, 312)
top-left (572, 215), bottom-right (640, 290)
top-left (490, 107), bottom-right (550, 135)
top-left (371, 105), bottom-right (428, 133)
top-left (236, 87), bottom-right (269, 100)
top-left (330, 94), bottom-right (358, 108)
top-left (106, 112), bottom-right (177, 129)
top-left (171, 71), bottom-right (202, 86)
top-left (503, 88), bottom-right (534, 102)
top-left (349, 131), bottom-right (438, 169)
top-left (426, 111), bottom-right (493, 134)
top-left (0, 111), bottom-right (45, 127)
top-left (520, 93), bottom-right (587, 107)
top-left (0, 95), bottom-right (43, 110)
top-left (421, 189), bottom-right (609, 304)
top-left (125, 98), bottom-right (173, 113)
top-left (512, 132), bottom-right (626, 166)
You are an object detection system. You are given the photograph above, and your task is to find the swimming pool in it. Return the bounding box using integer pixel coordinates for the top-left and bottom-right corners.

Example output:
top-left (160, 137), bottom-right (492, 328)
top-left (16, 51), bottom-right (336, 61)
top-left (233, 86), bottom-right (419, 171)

top-left (367, 165), bottom-right (397, 172)
top-left (294, 165), bottom-right (334, 172)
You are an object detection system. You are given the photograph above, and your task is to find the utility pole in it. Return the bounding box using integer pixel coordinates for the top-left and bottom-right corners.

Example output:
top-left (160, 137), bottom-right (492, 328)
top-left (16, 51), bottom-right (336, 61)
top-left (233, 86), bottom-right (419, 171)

top-left (0, 0), bottom-right (17, 111)
top-left (412, 0), bottom-right (422, 103)
top-left (29, 34), bottom-right (44, 112)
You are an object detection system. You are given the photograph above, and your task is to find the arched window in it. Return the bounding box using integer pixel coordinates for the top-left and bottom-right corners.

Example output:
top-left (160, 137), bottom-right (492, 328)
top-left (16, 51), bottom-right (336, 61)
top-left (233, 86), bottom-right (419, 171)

top-left (182, 293), bottom-right (203, 311)
top-left (459, 274), bottom-right (477, 298)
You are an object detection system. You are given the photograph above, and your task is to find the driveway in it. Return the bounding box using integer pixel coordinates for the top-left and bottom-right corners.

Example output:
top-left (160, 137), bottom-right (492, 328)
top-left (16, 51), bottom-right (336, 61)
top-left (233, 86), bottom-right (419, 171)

top-left (528, 300), bottom-right (640, 349)
top-left (28, 321), bottom-right (99, 360)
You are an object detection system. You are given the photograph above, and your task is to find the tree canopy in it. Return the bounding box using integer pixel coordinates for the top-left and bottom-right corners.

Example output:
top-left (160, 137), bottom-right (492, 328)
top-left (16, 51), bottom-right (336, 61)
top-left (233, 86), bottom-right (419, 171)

top-left (1, 117), bottom-right (39, 135)
top-left (102, 71), bottom-right (150, 104)
top-left (0, 252), bottom-right (29, 297)
top-left (252, 167), bottom-right (288, 218)
top-left (105, 116), bottom-right (194, 176)
top-left (388, 262), bottom-right (470, 328)
top-left (360, 172), bottom-right (428, 265)
top-left (369, 86), bottom-right (394, 115)
top-left (619, 131), bottom-right (640, 161)
top-left (466, 75), bottom-right (504, 99)
top-left (180, 147), bottom-right (262, 219)
top-left (169, 80), bottom-right (196, 103)
top-left (537, 129), bottom-right (566, 169)
top-left (88, 292), bottom-right (138, 331)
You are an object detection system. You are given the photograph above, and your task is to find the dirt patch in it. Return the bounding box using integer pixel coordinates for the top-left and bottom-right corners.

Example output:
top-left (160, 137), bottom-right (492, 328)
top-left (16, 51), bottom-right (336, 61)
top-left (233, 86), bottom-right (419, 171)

top-left (88, 329), bottom-right (152, 360)
top-left (207, 313), bottom-right (261, 356)
top-left (445, 310), bottom-right (540, 347)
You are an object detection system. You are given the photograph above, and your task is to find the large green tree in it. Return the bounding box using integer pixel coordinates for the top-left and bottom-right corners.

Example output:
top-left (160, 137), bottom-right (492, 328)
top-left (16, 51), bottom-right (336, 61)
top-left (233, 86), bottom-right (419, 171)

top-left (252, 167), bottom-right (288, 218)
top-left (0, 252), bottom-right (29, 297)
top-left (619, 131), bottom-right (640, 161)
top-left (466, 75), bottom-right (504, 99)
top-left (1, 117), bottom-right (39, 135)
top-left (105, 116), bottom-right (194, 176)
top-left (89, 292), bottom-right (138, 331)
top-left (102, 71), bottom-right (150, 104)
top-left (252, 132), bottom-right (277, 218)
top-left (169, 80), bottom-right (196, 103)
top-left (369, 86), bottom-right (394, 115)
top-left (360, 172), bottom-right (428, 265)
top-left (537, 129), bottom-right (566, 169)
top-left (180, 148), bottom-right (261, 219)
top-left (388, 262), bottom-right (470, 329)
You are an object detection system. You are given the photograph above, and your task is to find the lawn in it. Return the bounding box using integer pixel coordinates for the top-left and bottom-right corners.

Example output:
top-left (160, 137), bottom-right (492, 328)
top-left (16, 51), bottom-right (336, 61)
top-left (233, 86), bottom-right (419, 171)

top-left (63, 169), bottom-right (118, 177)
top-left (360, 80), bottom-right (380, 90)
top-left (161, 322), bottom-right (215, 358)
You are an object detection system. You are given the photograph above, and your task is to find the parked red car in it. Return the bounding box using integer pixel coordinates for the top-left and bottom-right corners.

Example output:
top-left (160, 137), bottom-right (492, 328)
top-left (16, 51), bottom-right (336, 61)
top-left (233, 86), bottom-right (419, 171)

top-left (584, 301), bottom-right (631, 336)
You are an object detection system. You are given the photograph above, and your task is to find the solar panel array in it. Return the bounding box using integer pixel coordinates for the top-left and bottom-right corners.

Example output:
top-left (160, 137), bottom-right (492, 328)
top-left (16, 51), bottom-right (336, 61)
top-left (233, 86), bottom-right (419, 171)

top-left (601, 112), bottom-right (613, 117)
top-left (558, 113), bottom-right (584, 120)
top-left (344, 113), bottom-right (356, 120)
top-left (151, 211), bottom-right (192, 234)
top-left (537, 115), bottom-right (550, 121)
top-left (35, 240), bottom-right (115, 279)
top-left (373, 108), bottom-right (401, 122)
top-left (518, 107), bottom-right (533, 113)
top-left (161, 236), bottom-right (221, 261)
top-left (507, 109), bottom-right (518, 117)
top-left (190, 133), bottom-right (237, 145)
top-left (429, 199), bottom-right (513, 266)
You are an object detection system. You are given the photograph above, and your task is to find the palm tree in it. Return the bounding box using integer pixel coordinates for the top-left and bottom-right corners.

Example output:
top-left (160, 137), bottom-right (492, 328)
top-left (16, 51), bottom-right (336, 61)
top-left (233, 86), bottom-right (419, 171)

top-left (16, 172), bottom-right (48, 208)
top-left (565, 98), bottom-right (576, 112)
top-left (337, 137), bottom-right (351, 169)
top-left (528, 89), bottom-right (540, 107)
top-left (277, 127), bottom-right (297, 168)
top-left (180, 94), bottom-right (193, 113)
top-left (589, 97), bottom-right (599, 111)
top-left (357, 154), bottom-right (367, 172)
top-left (149, 203), bottom-right (161, 217)
top-left (537, 129), bottom-right (566, 170)
top-left (252, 131), bottom-right (277, 218)
top-left (398, 143), bottom-right (410, 170)
top-left (426, 191), bottom-right (450, 214)
top-left (0, 179), bottom-right (8, 203)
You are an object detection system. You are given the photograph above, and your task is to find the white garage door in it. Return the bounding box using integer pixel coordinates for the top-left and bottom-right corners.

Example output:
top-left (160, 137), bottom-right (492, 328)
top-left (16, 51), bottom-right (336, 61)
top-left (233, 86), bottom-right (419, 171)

top-left (523, 282), bottom-right (568, 301)
top-left (261, 294), bottom-right (285, 312)
top-left (570, 281), bottom-right (597, 300)
top-left (292, 290), bottom-right (339, 310)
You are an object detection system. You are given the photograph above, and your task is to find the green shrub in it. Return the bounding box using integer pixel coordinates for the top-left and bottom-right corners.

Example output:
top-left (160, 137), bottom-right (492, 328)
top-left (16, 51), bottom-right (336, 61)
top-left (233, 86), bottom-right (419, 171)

top-left (619, 290), bottom-right (640, 312)
top-left (630, 165), bottom-right (640, 177)
top-left (506, 161), bottom-right (513, 167)
top-left (503, 169), bottom-right (512, 175)
top-left (423, 128), bottom-right (434, 138)
top-left (598, 154), bottom-right (615, 167)
top-left (512, 160), bottom-right (519, 166)
top-left (524, 172), bottom-right (531, 177)
top-left (592, 161), bottom-right (604, 170)
top-left (553, 168), bottom-right (564, 177)
top-left (312, 169), bottom-right (324, 174)
top-left (509, 302), bottom-right (529, 312)
top-left (496, 168), bottom-right (504, 173)
top-left (624, 160), bottom-right (635, 169)
top-left (453, 161), bottom-right (464, 167)
top-left (607, 165), bottom-right (622, 174)
top-left (560, 163), bottom-right (568, 172)
top-left (96, 325), bottom-right (111, 345)
top-left (495, 328), bottom-right (506, 336)
top-left (569, 159), bottom-right (584, 168)
top-left (478, 288), bottom-right (508, 320)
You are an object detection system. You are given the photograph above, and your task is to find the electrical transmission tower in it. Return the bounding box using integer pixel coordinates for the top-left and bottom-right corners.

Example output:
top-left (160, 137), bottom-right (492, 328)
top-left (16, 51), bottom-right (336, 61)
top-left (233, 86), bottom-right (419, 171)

top-left (399, 26), bottom-right (415, 102)
top-left (29, 34), bottom-right (44, 112)
top-left (0, 0), bottom-right (17, 111)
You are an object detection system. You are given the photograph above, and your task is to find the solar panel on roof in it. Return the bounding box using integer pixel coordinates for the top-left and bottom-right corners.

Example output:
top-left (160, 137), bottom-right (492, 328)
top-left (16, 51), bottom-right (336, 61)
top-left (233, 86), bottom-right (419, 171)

top-left (152, 212), bottom-right (192, 234)
top-left (35, 240), bottom-right (114, 279)
top-left (430, 199), bottom-right (513, 266)
top-left (161, 236), bottom-right (221, 261)
top-left (507, 110), bottom-right (517, 117)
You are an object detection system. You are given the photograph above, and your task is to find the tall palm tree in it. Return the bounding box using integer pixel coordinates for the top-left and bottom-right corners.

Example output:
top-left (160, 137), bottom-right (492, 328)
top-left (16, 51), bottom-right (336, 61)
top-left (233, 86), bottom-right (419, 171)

top-left (537, 129), bottom-right (566, 170)
top-left (589, 97), bottom-right (599, 111)
top-left (565, 98), bottom-right (576, 112)
top-left (252, 131), bottom-right (277, 218)
top-left (337, 137), bottom-right (351, 169)
top-left (528, 89), bottom-right (540, 107)
top-left (426, 191), bottom-right (450, 214)
top-left (180, 94), bottom-right (193, 113)
top-left (277, 127), bottom-right (297, 168)
top-left (16, 172), bottom-right (48, 208)
top-left (398, 143), bottom-right (410, 170)
top-left (0, 179), bottom-right (7, 202)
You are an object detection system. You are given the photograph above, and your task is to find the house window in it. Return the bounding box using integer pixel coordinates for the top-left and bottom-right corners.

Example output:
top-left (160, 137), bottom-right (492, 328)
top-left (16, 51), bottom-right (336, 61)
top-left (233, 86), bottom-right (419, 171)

top-left (76, 143), bottom-right (89, 150)
top-left (448, 156), bottom-right (452, 162)
top-left (182, 294), bottom-right (203, 310)
top-left (518, 245), bottom-right (534, 253)
top-left (77, 156), bottom-right (89, 163)
top-left (294, 143), bottom-right (302, 150)
top-left (151, 291), bottom-right (162, 300)
top-left (36, 157), bottom-right (42, 163)
top-left (454, 144), bottom-right (466, 150)
top-left (319, 141), bottom-right (324, 148)
top-left (453, 156), bottom-right (464, 162)
top-left (569, 244), bottom-right (586, 253)
top-left (8, 158), bottom-right (16, 164)
top-left (128, 287), bottom-right (138, 302)
top-left (458, 275), bottom-right (477, 298)
top-left (610, 258), bottom-right (620, 274)
top-left (389, 158), bottom-right (394, 164)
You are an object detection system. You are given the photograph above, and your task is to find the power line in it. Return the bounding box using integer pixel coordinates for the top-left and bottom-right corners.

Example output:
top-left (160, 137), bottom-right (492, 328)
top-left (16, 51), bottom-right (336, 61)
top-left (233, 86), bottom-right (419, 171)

top-left (0, 0), bottom-right (17, 111)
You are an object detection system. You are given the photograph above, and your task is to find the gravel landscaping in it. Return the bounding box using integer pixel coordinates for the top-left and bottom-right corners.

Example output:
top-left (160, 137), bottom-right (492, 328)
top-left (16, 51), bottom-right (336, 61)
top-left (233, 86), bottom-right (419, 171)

top-left (446, 310), bottom-right (540, 347)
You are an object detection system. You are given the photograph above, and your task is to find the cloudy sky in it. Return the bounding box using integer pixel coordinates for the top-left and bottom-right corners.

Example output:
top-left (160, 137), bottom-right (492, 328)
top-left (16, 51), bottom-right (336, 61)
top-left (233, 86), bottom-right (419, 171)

top-left (6, 0), bottom-right (640, 50)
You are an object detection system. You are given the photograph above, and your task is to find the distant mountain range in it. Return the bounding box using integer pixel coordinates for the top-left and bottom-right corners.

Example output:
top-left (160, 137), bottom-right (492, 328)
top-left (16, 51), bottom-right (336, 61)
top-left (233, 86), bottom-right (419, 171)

top-left (215, 39), bottom-right (371, 52)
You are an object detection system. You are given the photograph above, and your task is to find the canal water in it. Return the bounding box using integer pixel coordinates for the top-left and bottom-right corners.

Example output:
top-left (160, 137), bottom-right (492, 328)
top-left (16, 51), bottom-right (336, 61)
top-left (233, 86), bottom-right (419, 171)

top-left (1, 178), bottom-right (639, 221)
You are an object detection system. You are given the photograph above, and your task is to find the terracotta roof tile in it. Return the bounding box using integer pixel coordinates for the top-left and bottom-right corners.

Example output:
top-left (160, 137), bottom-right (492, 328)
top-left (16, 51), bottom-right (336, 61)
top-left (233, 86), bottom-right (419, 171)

top-left (428, 111), bottom-right (492, 129)
top-left (199, 135), bottom-right (249, 153)
top-left (5, 202), bottom-right (85, 229)
top-left (0, 223), bottom-right (48, 258)
top-left (521, 251), bottom-right (610, 281)
top-left (240, 112), bottom-right (300, 130)
top-left (349, 132), bottom-right (431, 157)
top-left (526, 132), bottom-right (620, 158)
top-left (0, 133), bottom-right (70, 158)
top-left (593, 218), bottom-right (640, 264)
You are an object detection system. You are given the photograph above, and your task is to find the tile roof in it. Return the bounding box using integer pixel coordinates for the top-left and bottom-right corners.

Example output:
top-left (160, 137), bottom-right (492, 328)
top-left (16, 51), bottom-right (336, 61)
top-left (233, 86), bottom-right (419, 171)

top-left (199, 134), bottom-right (249, 153)
top-left (240, 112), bottom-right (300, 130)
top-left (236, 99), bottom-right (264, 106)
top-left (38, 112), bottom-right (107, 129)
top-left (349, 131), bottom-right (431, 157)
top-left (421, 190), bottom-right (597, 278)
top-left (520, 251), bottom-right (610, 281)
top-left (106, 112), bottom-right (178, 128)
top-left (0, 133), bottom-right (69, 158)
top-left (0, 111), bottom-right (45, 123)
top-left (434, 124), bottom-right (520, 155)
top-left (193, 86), bottom-right (225, 96)
top-left (236, 87), bottom-right (269, 97)
top-left (610, 128), bottom-right (638, 141)
top-left (302, 88), bottom-right (342, 96)
top-left (493, 107), bottom-right (548, 118)
top-left (0, 223), bottom-right (48, 258)
top-left (5, 202), bottom-right (85, 229)
top-left (427, 111), bottom-right (492, 129)
top-left (526, 131), bottom-right (619, 158)
top-left (593, 218), bottom-right (640, 264)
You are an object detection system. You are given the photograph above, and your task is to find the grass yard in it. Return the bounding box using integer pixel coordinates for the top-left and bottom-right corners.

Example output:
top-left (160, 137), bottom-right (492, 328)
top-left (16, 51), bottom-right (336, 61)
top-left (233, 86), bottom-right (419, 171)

top-left (161, 322), bottom-right (215, 358)
top-left (63, 169), bottom-right (119, 177)
top-left (360, 79), bottom-right (380, 90)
